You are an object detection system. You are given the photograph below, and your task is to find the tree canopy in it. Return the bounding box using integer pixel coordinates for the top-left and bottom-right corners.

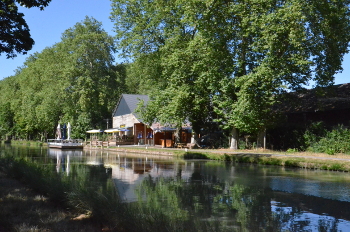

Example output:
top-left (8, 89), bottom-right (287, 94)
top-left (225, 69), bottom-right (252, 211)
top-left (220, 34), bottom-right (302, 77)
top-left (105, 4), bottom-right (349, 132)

top-left (111, 0), bottom-right (350, 136)
top-left (0, 17), bottom-right (125, 140)
top-left (0, 0), bottom-right (52, 58)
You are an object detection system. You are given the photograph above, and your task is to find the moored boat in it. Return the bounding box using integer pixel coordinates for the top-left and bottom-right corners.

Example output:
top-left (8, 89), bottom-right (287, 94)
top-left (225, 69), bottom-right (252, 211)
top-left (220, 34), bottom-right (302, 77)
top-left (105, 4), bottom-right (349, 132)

top-left (47, 139), bottom-right (84, 149)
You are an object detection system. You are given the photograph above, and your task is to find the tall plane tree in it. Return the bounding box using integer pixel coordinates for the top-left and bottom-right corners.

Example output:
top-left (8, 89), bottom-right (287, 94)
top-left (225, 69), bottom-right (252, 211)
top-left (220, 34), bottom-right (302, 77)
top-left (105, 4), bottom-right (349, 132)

top-left (0, 17), bottom-right (123, 140)
top-left (111, 0), bottom-right (350, 148)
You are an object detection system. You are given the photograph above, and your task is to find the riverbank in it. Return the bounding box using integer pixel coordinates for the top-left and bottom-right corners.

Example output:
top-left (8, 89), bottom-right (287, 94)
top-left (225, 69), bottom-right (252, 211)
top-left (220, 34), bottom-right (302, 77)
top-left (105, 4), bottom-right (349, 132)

top-left (92, 145), bottom-right (350, 172)
top-left (6, 140), bottom-right (350, 172)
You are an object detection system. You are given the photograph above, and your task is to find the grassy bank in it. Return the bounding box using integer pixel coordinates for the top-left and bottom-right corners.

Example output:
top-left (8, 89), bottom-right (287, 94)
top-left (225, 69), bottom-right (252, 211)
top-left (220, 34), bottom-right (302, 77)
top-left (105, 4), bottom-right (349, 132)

top-left (181, 150), bottom-right (350, 172)
top-left (108, 145), bottom-right (350, 172)
top-left (6, 140), bottom-right (350, 172)
top-left (2, 140), bottom-right (45, 146)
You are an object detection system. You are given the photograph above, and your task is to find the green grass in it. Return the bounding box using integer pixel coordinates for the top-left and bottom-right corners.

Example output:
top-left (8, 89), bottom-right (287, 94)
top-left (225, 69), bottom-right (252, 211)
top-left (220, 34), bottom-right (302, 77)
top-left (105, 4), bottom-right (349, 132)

top-left (7, 140), bottom-right (44, 146)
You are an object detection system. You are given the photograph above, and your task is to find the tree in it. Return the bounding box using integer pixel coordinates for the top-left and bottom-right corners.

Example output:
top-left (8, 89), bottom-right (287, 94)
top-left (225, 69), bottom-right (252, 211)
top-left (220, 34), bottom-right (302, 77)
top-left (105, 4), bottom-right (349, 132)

top-left (0, 0), bottom-right (52, 58)
top-left (124, 53), bottom-right (164, 95)
top-left (112, 0), bottom-right (227, 141)
top-left (0, 17), bottom-right (124, 140)
top-left (58, 17), bottom-right (125, 137)
top-left (111, 0), bottom-right (350, 148)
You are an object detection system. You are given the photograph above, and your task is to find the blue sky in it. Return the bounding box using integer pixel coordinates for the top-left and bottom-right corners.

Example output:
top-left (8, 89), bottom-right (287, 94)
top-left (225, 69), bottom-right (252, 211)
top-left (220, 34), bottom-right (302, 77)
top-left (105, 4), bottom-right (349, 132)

top-left (1, 0), bottom-right (116, 79)
top-left (0, 0), bottom-right (349, 86)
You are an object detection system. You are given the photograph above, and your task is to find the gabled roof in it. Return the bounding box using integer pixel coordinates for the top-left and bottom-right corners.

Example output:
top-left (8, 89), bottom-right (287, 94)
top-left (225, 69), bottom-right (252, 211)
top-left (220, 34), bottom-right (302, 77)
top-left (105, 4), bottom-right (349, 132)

top-left (112, 94), bottom-right (149, 119)
top-left (276, 83), bottom-right (350, 113)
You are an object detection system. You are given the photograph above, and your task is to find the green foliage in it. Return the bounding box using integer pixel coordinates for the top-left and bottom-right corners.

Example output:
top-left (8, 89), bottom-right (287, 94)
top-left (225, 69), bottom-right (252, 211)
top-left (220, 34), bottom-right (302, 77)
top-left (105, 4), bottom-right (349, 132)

top-left (284, 159), bottom-right (300, 167)
top-left (270, 122), bottom-right (350, 155)
top-left (286, 148), bottom-right (298, 153)
top-left (0, 155), bottom-right (67, 203)
top-left (111, 0), bottom-right (350, 135)
top-left (0, 17), bottom-right (125, 140)
top-left (0, 0), bottom-right (52, 58)
top-left (307, 125), bottom-right (350, 155)
top-left (183, 152), bottom-right (210, 159)
top-left (303, 121), bottom-right (327, 149)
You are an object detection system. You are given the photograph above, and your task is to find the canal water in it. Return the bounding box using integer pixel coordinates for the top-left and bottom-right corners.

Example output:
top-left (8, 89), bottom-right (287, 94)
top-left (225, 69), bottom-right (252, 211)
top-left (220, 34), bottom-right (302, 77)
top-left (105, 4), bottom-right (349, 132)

top-left (2, 144), bottom-right (350, 231)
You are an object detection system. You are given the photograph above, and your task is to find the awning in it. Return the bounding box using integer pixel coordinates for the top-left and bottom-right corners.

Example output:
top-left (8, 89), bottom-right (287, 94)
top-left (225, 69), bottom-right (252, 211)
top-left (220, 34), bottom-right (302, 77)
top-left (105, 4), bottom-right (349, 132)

top-left (151, 122), bottom-right (191, 133)
top-left (152, 127), bottom-right (177, 133)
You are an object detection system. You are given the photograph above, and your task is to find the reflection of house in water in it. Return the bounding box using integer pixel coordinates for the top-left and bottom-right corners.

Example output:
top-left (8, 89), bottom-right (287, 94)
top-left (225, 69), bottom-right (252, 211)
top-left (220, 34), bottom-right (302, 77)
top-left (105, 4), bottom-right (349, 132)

top-left (107, 157), bottom-right (193, 202)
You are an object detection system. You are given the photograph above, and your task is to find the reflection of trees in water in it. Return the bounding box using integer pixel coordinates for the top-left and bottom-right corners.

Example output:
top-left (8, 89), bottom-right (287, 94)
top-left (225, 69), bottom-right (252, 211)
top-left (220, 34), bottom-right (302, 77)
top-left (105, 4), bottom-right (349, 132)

top-left (272, 203), bottom-right (342, 232)
top-left (4, 146), bottom-right (346, 231)
top-left (135, 172), bottom-right (345, 231)
top-left (135, 173), bottom-right (273, 231)
top-left (63, 163), bottom-right (115, 197)
top-left (318, 218), bottom-right (338, 232)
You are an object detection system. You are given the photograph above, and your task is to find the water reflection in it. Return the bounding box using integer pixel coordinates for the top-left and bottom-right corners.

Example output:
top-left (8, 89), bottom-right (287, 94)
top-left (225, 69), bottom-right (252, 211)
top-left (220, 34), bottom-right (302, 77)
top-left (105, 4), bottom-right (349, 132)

top-left (269, 171), bottom-right (350, 202)
top-left (48, 149), bottom-right (83, 175)
top-left (3, 145), bottom-right (350, 231)
top-left (108, 156), bottom-right (194, 202)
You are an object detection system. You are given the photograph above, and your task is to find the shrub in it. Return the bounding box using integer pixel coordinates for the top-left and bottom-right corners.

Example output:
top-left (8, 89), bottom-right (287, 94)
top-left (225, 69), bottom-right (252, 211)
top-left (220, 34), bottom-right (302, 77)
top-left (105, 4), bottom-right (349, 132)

top-left (286, 148), bottom-right (298, 153)
top-left (307, 125), bottom-right (350, 154)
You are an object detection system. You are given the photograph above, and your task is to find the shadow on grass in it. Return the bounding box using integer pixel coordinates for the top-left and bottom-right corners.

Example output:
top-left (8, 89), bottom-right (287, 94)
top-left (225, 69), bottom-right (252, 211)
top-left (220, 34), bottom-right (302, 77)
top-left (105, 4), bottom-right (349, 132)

top-left (0, 172), bottom-right (100, 232)
top-left (183, 152), bottom-right (210, 159)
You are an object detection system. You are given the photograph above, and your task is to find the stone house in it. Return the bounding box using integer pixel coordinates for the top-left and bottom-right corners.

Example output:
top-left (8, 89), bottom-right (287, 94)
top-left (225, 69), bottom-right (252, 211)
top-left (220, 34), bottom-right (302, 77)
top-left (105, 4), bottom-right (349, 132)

top-left (112, 94), bottom-right (192, 147)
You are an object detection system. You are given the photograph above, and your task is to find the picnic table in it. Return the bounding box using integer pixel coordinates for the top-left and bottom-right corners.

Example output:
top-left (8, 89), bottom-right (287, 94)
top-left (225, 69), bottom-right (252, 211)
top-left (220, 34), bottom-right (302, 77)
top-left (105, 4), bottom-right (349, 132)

top-left (176, 143), bottom-right (187, 148)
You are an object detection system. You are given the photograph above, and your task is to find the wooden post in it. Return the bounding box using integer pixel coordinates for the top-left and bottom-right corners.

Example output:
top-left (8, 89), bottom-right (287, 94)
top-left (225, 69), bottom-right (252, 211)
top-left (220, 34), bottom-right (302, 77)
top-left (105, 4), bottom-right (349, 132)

top-left (163, 131), bottom-right (166, 148)
top-left (144, 124), bottom-right (147, 145)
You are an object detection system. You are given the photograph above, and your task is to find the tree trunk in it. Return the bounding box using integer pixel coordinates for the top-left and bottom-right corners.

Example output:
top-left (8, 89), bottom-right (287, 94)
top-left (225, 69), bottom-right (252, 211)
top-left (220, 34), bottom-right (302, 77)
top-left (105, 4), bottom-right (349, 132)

top-left (230, 127), bottom-right (239, 150)
top-left (257, 128), bottom-right (266, 149)
top-left (192, 133), bottom-right (200, 147)
top-left (175, 127), bottom-right (181, 144)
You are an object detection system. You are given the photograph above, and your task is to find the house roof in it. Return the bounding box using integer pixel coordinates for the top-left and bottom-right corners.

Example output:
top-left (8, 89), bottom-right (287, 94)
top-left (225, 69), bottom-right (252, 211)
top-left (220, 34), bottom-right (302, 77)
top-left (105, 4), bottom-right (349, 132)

top-left (112, 94), bottom-right (193, 129)
top-left (276, 83), bottom-right (350, 113)
top-left (112, 94), bottom-right (149, 120)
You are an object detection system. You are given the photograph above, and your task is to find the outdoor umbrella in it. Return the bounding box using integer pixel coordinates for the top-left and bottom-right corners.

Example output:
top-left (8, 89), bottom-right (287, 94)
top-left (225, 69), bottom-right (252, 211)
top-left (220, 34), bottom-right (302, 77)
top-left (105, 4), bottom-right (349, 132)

top-left (118, 128), bottom-right (129, 141)
top-left (104, 128), bottom-right (120, 133)
top-left (67, 122), bottom-right (71, 140)
top-left (86, 129), bottom-right (104, 133)
top-left (62, 124), bottom-right (67, 139)
top-left (86, 129), bottom-right (103, 141)
top-left (56, 123), bottom-right (62, 139)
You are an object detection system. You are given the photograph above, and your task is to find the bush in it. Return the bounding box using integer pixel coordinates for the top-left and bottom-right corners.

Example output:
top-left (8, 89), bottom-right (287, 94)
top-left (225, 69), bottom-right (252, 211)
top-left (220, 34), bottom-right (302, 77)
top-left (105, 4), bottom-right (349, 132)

top-left (286, 148), bottom-right (298, 153)
top-left (307, 125), bottom-right (350, 154)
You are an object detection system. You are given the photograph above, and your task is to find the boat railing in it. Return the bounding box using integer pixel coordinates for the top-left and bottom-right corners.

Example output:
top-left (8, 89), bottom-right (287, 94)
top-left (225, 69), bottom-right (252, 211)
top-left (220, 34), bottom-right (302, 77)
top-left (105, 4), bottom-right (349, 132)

top-left (47, 139), bottom-right (83, 144)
